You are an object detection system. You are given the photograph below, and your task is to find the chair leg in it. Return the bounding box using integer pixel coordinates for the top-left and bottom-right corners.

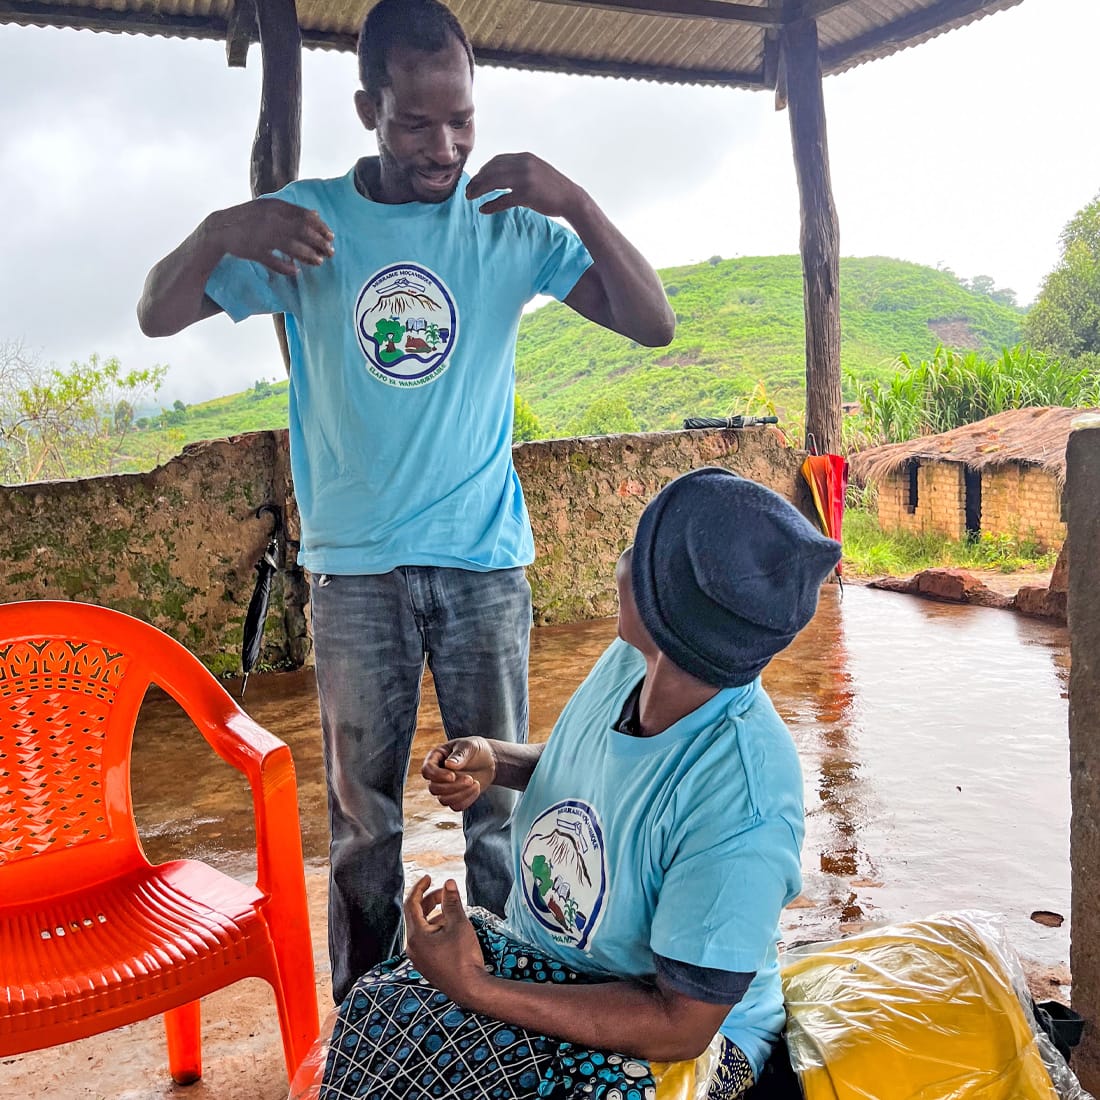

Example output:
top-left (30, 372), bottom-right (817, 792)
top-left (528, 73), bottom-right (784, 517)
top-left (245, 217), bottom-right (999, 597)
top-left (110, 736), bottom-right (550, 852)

top-left (269, 936), bottom-right (322, 1080)
top-left (165, 999), bottom-right (203, 1085)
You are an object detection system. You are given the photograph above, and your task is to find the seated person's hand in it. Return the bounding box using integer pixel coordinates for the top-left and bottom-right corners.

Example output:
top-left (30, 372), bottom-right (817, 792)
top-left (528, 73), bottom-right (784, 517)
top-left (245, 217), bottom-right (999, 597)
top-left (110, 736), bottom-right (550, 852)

top-left (422, 737), bottom-right (497, 811)
top-left (404, 876), bottom-right (487, 1000)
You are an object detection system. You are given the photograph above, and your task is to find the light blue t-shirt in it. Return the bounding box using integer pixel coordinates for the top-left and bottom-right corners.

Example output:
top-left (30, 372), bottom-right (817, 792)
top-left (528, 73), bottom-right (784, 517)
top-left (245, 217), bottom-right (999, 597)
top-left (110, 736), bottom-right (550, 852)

top-left (205, 165), bottom-right (593, 574)
top-left (505, 638), bottom-right (804, 1075)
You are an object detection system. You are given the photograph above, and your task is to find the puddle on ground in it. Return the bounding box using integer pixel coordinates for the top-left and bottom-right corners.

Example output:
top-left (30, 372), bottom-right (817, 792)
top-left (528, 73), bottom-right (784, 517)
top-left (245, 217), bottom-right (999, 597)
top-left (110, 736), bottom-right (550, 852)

top-left (131, 584), bottom-right (1071, 974)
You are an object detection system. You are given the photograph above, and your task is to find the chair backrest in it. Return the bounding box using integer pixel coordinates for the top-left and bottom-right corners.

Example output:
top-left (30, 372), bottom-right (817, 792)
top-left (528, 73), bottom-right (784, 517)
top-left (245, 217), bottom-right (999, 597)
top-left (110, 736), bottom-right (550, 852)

top-left (0, 600), bottom-right (239, 901)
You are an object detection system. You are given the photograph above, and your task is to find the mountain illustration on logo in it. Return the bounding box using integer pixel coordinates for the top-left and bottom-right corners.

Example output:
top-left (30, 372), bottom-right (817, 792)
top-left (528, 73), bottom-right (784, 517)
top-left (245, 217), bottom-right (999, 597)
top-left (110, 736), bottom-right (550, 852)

top-left (520, 800), bottom-right (607, 949)
top-left (354, 264), bottom-right (458, 387)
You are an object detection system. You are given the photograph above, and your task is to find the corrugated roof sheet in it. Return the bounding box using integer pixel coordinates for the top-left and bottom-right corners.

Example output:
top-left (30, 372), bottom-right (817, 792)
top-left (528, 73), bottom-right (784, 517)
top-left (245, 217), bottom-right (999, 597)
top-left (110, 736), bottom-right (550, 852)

top-left (1, 0), bottom-right (1027, 87)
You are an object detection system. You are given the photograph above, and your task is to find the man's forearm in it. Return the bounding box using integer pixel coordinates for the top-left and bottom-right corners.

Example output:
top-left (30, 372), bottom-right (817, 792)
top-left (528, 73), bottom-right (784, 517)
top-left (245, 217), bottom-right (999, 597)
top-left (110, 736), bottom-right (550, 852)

top-left (461, 971), bottom-right (714, 1063)
top-left (490, 741), bottom-right (545, 791)
top-left (137, 217), bottom-right (227, 337)
top-left (564, 190), bottom-right (675, 347)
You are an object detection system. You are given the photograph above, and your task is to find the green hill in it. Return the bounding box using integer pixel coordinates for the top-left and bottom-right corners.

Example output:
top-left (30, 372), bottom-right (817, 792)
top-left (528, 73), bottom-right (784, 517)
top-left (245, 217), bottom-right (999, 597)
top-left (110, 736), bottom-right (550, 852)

top-left (516, 254), bottom-right (1023, 432)
top-left (116, 254), bottom-right (1022, 470)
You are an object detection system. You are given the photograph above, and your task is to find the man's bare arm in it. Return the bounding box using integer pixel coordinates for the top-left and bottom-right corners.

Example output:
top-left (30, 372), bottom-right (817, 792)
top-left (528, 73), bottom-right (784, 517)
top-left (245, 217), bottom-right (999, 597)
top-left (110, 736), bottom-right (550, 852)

top-left (137, 199), bottom-right (335, 338)
top-left (466, 154), bottom-right (675, 347)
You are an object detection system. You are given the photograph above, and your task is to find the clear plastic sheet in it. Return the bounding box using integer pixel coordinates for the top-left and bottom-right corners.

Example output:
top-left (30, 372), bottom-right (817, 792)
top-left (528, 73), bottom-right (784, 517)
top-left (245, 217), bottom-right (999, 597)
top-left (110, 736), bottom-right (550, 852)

top-left (288, 1005), bottom-right (339, 1100)
top-left (780, 910), bottom-right (1091, 1100)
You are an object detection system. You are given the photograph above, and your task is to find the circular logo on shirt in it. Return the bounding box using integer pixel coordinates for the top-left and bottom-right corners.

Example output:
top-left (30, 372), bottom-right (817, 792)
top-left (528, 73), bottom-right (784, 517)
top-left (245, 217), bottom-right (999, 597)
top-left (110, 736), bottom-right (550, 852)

top-left (520, 799), bottom-right (608, 950)
top-left (353, 263), bottom-right (459, 387)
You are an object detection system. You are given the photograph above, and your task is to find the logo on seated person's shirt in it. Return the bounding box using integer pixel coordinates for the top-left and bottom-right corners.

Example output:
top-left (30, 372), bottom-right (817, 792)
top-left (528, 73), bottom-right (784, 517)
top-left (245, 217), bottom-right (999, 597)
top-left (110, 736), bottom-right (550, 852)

top-left (354, 264), bottom-right (459, 387)
top-left (519, 800), bottom-right (608, 951)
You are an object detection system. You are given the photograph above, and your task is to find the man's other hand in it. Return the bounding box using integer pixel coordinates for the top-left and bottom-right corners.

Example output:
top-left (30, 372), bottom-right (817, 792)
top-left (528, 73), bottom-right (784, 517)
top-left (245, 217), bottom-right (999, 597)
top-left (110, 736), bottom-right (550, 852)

top-left (466, 153), bottom-right (583, 219)
top-left (421, 736), bottom-right (497, 811)
top-left (205, 198), bottom-right (335, 277)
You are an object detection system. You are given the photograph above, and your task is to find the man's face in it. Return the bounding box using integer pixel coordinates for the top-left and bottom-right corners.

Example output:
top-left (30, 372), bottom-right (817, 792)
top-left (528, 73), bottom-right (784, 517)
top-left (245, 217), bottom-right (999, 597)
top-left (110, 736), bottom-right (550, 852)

top-left (615, 547), bottom-right (657, 657)
top-left (356, 40), bottom-right (475, 204)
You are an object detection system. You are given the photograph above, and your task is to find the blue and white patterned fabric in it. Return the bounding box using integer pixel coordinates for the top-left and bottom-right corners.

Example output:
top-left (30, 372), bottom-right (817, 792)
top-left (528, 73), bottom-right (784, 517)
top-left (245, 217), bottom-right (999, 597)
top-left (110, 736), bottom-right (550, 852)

top-left (319, 910), bottom-right (655, 1100)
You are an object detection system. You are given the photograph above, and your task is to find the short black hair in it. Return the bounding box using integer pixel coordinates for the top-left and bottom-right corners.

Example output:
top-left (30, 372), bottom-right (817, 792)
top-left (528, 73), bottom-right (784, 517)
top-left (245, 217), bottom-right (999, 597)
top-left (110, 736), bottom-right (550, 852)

top-left (357, 0), bottom-right (475, 99)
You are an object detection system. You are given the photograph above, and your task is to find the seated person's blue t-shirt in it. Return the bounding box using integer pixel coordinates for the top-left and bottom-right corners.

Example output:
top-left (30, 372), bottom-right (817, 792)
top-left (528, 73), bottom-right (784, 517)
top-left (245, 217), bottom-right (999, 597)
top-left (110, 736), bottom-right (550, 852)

top-left (506, 638), bottom-right (805, 1075)
top-left (205, 163), bottom-right (593, 575)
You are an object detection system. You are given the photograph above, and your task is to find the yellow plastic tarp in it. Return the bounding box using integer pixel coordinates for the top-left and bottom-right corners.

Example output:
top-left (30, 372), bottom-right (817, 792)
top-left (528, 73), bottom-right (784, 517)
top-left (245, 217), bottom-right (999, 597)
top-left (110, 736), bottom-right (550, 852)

top-left (782, 914), bottom-right (1059, 1100)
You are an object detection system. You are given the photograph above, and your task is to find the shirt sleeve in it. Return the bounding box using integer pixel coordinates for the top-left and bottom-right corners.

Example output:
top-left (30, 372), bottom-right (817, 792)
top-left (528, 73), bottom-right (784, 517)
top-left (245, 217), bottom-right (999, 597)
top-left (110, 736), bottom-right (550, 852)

top-left (203, 184), bottom-right (306, 322)
top-left (204, 254), bottom-right (302, 323)
top-left (650, 816), bottom-right (802, 975)
top-left (654, 954), bottom-right (756, 1007)
top-left (512, 207), bottom-right (593, 302)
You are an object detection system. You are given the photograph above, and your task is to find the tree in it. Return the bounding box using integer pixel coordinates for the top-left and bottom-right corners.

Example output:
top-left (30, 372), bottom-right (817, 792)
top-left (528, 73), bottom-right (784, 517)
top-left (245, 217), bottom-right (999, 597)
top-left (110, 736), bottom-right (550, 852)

top-left (0, 341), bottom-right (168, 484)
top-left (567, 396), bottom-right (639, 437)
top-left (1027, 192), bottom-right (1100, 360)
top-left (513, 392), bottom-right (543, 442)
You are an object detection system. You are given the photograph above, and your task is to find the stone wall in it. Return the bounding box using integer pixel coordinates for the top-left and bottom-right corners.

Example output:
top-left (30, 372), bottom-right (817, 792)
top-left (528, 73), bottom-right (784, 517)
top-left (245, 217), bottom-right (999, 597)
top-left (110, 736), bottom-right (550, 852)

top-left (0, 432), bottom-right (307, 677)
top-left (876, 460), bottom-right (1066, 550)
top-left (0, 426), bottom-right (807, 673)
top-left (517, 426), bottom-right (807, 624)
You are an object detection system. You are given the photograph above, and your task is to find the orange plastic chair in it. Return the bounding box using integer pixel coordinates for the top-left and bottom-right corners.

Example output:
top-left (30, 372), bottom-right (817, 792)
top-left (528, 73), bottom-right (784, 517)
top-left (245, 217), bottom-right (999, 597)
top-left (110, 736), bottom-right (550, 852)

top-left (0, 600), bottom-right (320, 1085)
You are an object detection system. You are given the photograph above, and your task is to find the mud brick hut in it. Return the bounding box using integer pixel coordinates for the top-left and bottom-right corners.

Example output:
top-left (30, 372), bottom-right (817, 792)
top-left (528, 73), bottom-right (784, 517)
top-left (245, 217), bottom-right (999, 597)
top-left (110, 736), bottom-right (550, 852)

top-left (849, 406), bottom-right (1098, 552)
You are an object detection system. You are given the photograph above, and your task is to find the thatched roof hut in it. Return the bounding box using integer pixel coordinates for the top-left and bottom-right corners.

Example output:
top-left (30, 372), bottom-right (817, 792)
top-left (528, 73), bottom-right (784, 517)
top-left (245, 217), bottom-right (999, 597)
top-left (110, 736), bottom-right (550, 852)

top-left (850, 407), bottom-right (1100, 489)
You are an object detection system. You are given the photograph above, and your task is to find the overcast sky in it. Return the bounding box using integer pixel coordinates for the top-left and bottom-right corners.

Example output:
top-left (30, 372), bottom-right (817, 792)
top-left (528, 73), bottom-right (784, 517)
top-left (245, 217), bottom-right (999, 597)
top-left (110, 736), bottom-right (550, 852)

top-left (2, 0), bottom-right (1097, 405)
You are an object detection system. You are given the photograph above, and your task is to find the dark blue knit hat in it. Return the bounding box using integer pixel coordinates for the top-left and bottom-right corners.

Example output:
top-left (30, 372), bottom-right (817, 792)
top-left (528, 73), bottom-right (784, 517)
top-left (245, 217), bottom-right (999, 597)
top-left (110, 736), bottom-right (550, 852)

top-left (631, 467), bottom-right (842, 687)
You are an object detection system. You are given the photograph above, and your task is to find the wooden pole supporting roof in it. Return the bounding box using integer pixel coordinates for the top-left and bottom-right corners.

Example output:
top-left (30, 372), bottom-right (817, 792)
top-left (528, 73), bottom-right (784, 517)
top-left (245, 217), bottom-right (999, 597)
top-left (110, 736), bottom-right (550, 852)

top-left (782, 16), bottom-right (841, 456)
top-left (251, 0), bottom-right (301, 374)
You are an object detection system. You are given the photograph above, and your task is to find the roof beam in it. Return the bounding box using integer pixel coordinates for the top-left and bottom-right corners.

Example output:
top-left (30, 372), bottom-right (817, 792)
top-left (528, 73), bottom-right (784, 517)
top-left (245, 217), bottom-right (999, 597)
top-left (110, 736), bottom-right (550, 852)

top-left (0, 0), bottom-right (222, 37)
top-left (225, 0), bottom-right (257, 67)
top-left (531, 0), bottom-right (782, 27)
top-left (821, 0), bottom-right (1010, 69)
top-left (798, 0), bottom-right (856, 18)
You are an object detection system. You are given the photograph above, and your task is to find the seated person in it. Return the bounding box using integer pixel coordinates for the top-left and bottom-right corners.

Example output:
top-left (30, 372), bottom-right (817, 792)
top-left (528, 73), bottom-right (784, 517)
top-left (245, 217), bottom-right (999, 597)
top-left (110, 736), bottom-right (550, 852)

top-left (316, 468), bottom-right (841, 1100)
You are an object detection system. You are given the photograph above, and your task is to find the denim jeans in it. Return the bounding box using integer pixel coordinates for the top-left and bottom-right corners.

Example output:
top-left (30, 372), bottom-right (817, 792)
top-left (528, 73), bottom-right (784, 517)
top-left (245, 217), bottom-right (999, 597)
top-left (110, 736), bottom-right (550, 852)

top-left (309, 566), bottom-right (531, 1004)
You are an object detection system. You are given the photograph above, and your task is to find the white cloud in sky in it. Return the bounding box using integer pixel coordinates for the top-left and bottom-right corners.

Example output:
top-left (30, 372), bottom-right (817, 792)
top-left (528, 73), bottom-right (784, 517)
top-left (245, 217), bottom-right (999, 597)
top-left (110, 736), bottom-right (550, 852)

top-left (0, 0), bottom-right (1097, 405)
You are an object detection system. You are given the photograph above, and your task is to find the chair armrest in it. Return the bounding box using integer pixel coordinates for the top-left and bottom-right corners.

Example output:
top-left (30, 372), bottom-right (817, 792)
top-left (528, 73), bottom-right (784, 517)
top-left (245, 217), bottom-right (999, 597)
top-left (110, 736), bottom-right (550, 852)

top-left (188, 705), bottom-right (309, 900)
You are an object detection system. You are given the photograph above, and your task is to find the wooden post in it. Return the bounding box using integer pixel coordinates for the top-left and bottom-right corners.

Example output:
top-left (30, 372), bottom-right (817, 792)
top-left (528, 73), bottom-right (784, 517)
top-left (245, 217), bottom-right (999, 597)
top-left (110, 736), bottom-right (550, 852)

top-left (252, 0), bottom-right (301, 374)
top-left (1069, 415), bottom-right (1100, 1093)
top-left (782, 17), bottom-right (841, 456)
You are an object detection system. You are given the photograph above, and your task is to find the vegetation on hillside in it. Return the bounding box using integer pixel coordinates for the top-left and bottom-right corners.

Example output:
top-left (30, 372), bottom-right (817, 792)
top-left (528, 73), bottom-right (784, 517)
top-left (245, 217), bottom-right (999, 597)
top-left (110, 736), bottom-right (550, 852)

top-left (0, 253), bottom-right (1053, 484)
top-left (516, 254), bottom-right (1023, 434)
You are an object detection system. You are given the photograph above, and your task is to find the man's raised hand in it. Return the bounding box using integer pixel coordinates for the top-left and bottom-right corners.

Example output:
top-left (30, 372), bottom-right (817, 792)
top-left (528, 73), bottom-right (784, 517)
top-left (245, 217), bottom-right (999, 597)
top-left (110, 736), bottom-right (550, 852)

top-left (421, 737), bottom-right (497, 811)
top-left (466, 153), bottom-right (584, 219)
top-left (207, 198), bottom-right (335, 277)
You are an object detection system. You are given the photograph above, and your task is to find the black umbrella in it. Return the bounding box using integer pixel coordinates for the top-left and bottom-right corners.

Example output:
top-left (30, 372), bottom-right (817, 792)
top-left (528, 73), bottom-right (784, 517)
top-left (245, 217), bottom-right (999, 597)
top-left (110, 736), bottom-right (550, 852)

top-left (241, 503), bottom-right (282, 697)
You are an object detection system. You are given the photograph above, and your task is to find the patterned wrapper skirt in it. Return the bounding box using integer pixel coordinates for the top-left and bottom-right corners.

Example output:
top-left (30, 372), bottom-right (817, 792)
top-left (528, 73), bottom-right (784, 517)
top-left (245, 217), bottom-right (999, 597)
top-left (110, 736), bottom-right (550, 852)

top-left (317, 910), bottom-right (754, 1100)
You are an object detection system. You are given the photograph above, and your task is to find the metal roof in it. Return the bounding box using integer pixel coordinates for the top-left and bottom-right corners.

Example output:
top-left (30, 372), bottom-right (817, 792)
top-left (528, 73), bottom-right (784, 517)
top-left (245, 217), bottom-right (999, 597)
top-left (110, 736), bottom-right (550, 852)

top-left (1, 0), bottom-right (1027, 88)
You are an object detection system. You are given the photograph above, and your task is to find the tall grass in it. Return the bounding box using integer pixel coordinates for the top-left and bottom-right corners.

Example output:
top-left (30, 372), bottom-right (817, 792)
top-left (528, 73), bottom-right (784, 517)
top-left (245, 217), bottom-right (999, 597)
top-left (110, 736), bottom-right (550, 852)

top-left (850, 344), bottom-right (1100, 445)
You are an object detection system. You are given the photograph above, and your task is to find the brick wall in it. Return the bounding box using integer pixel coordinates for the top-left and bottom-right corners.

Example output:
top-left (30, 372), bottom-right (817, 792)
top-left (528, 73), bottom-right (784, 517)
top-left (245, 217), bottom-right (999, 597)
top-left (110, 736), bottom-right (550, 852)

top-left (980, 466), bottom-right (1066, 550)
top-left (876, 461), bottom-right (965, 540)
top-left (0, 427), bottom-right (807, 672)
top-left (874, 459), bottom-right (1066, 550)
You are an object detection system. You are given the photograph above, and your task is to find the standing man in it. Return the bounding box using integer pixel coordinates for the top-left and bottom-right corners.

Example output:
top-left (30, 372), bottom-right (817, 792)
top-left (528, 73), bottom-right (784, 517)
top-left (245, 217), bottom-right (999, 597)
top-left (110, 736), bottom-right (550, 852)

top-left (137, 0), bottom-right (674, 1004)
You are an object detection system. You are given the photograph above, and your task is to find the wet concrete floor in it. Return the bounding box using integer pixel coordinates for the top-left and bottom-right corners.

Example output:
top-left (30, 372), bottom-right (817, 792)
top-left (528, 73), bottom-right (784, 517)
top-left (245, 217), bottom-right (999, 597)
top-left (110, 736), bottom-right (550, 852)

top-left (2, 585), bottom-right (1073, 1097)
